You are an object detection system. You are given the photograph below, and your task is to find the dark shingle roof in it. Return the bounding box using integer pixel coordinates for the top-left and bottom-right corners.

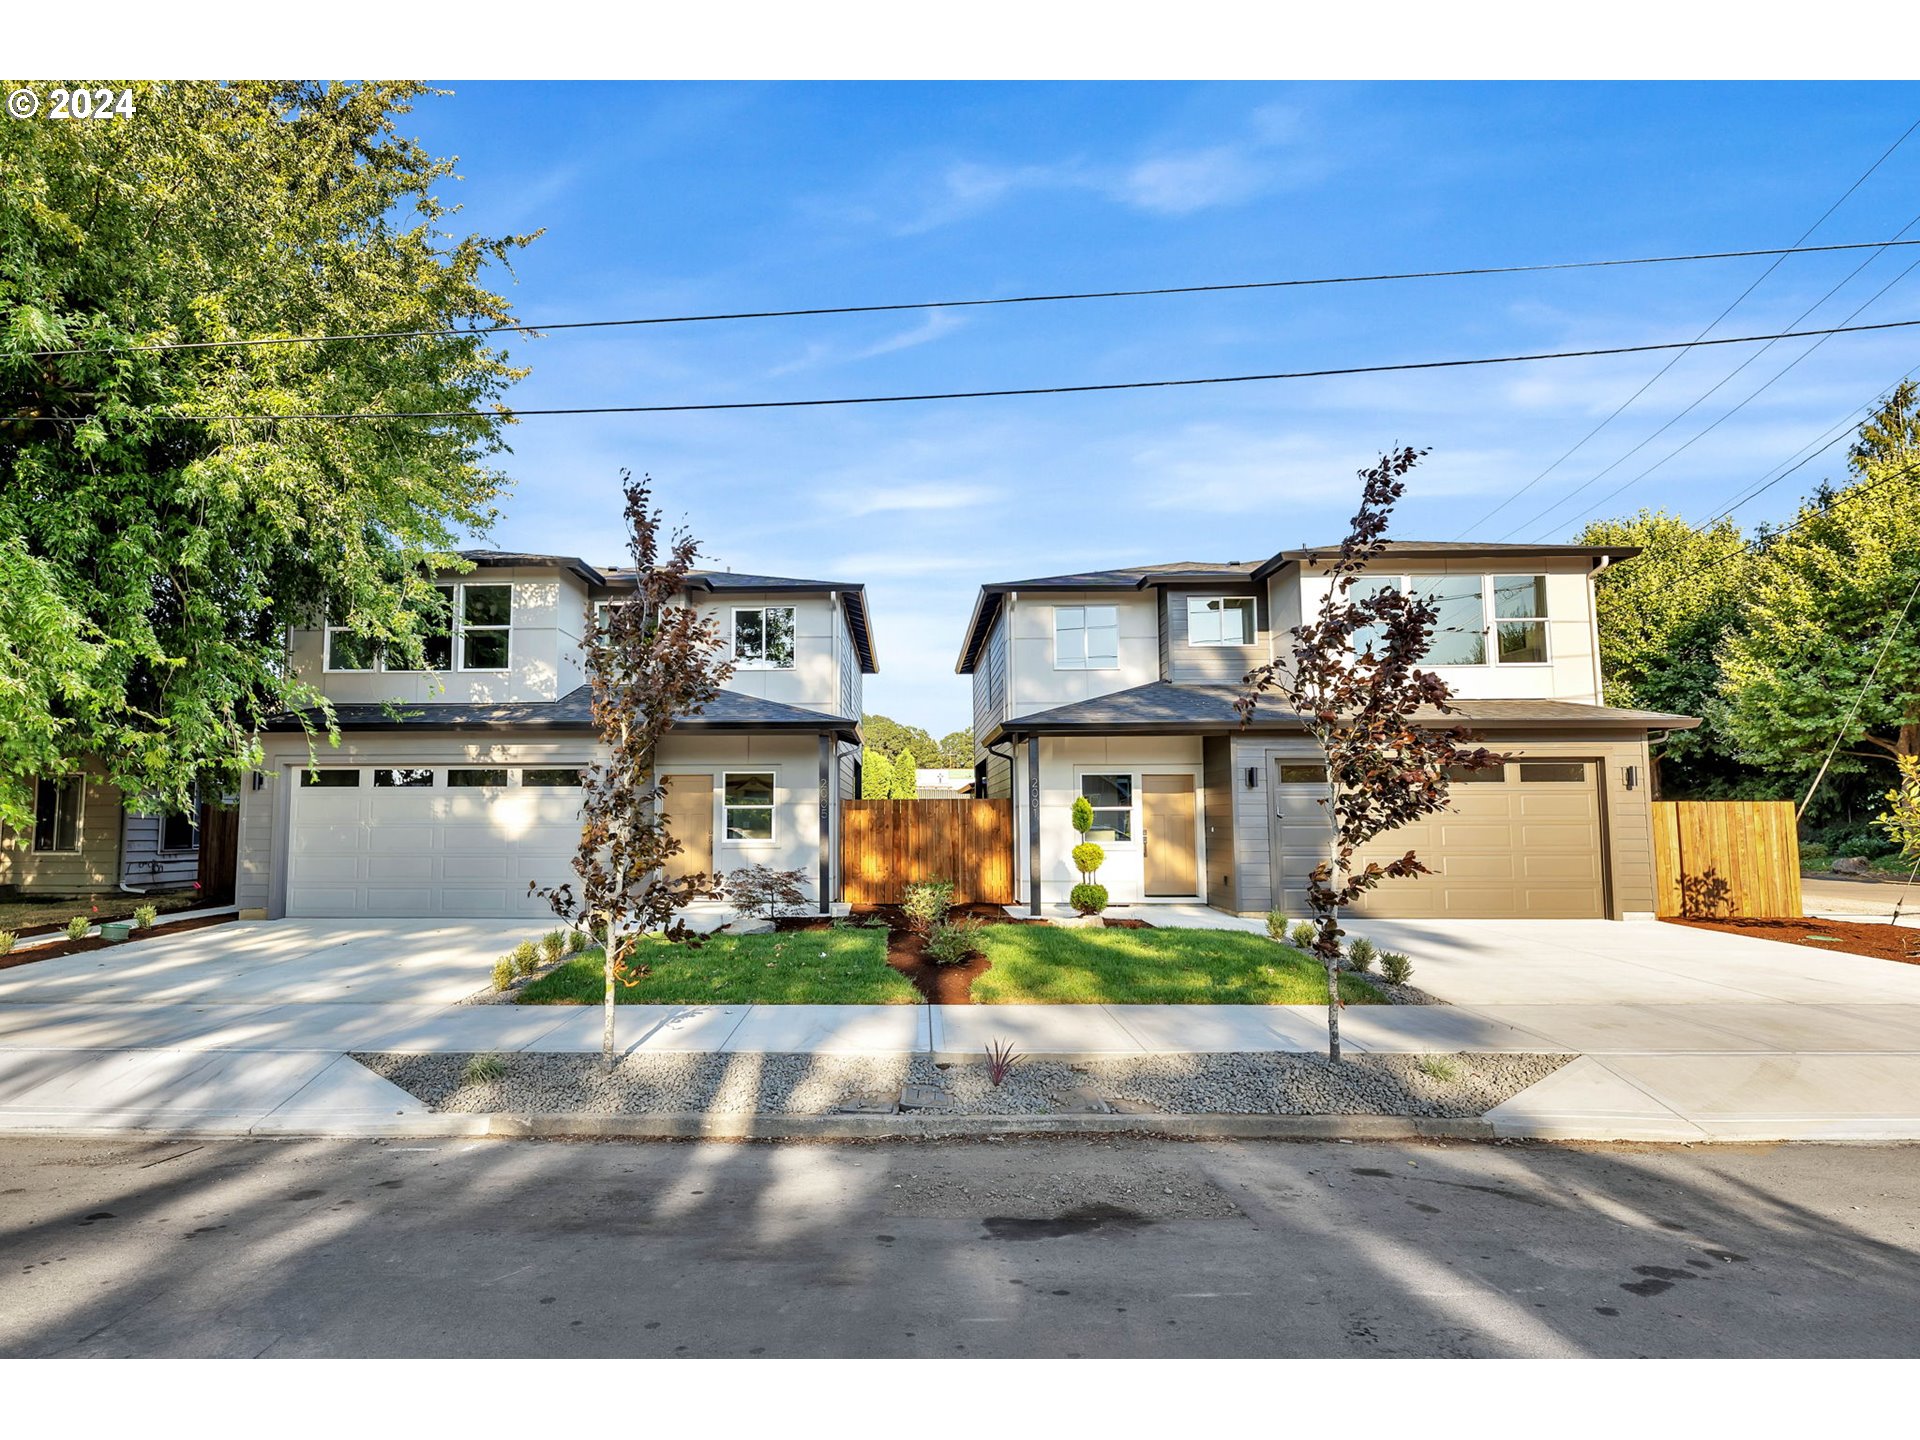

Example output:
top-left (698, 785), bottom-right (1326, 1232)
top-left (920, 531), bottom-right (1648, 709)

top-left (1251, 540), bottom-right (1640, 580)
top-left (459, 550), bottom-right (604, 586)
top-left (266, 686), bottom-right (859, 741)
top-left (981, 681), bottom-right (1696, 741)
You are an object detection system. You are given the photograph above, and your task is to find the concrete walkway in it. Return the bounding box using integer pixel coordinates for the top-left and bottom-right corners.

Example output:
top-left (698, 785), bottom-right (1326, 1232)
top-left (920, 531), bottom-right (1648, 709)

top-left (4, 916), bottom-right (1920, 1141)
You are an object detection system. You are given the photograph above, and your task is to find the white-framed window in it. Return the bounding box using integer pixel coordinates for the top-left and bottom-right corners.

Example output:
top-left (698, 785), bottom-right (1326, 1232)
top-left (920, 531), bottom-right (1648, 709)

top-left (1347, 573), bottom-right (1550, 667)
top-left (459, 584), bottom-right (513, 670)
top-left (1491, 575), bottom-right (1551, 665)
top-left (723, 771), bottom-right (776, 841)
top-left (323, 584), bottom-right (459, 673)
top-left (1187, 595), bottom-right (1256, 647)
top-left (732, 607), bottom-right (796, 669)
top-left (1079, 773), bottom-right (1133, 842)
top-left (1054, 605), bottom-right (1119, 670)
top-left (521, 767), bottom-right (584, 787)
top-left (32, 776), bottom-right (82, 853)
top-left (323, 600), bottom-right (379, 672)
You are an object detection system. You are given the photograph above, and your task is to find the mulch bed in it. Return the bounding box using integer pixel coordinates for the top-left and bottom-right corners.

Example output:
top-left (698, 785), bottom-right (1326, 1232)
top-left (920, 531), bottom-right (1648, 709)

top-left (1666, 915), bottom-right (1920, 966)
top-left (775, 902), bottom-right (1056, 1003)
top-left (0, 912), bottom-right (239, 972)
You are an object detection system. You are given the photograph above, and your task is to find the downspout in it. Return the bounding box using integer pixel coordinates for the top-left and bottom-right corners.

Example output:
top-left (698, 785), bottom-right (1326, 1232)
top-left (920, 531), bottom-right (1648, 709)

top-left (116, 800), bottom-right (148, 895)
top-left (1587, 555), bottom-right (1613, 704)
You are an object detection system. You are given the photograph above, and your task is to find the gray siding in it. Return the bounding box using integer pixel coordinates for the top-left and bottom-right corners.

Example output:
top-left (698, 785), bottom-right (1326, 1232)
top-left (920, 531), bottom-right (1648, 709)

top-left (1162, 585), bottom-right (1268, 686)
top-left (971, 612), bottom-right (1008, 757)
top-left (1201, 735), bottom-right (1238, 912)
top-left (119, 812), bottom-right (200, 889)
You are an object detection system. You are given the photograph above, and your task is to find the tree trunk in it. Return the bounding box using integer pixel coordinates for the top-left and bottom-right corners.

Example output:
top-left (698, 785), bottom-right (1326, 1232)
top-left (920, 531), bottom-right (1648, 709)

top-left (602, 921), bottom-right (619, 1073)
top-left (1324, 958), bottom-right (1342, 1063)
top-left (1323, 764), bottom-right (1343, 1064)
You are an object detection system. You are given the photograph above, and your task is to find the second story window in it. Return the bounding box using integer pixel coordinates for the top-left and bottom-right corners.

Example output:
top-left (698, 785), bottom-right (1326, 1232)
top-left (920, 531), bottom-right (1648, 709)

top-left (1492, 575), bottom-right (1550, 664)
top-left (1054, 605), bottom-right (1119, 670)
top-left (460, 584), bottom-right (513, 670)
top-left (322, 583), bottom-right (461, 673)
top-left (1187, 595), bottom-right (1256, 647)
top-left (733, 606), bottom-right (796, 669)
top-left (1410, 576), bottom-right (1487, 666)
top-left (1347, 573), bottom-right (1550, 667)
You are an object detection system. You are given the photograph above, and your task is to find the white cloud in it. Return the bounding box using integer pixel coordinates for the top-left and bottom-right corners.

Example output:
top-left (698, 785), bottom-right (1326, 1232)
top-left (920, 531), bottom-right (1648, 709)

top-left (824, 482), bottom-right (1001, 518)
top-left (1115, 147), bottom-right (1267, 216)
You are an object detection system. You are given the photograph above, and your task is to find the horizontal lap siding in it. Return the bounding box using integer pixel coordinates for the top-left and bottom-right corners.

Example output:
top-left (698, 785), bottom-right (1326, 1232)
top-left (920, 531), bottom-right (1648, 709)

top-left (0, 769), bottom-right (122, 895)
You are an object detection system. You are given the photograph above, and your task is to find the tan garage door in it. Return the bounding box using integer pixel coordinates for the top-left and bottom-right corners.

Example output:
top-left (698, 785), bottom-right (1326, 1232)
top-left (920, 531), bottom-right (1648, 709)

top-left (1272, 759), bottom-right (1607, 919)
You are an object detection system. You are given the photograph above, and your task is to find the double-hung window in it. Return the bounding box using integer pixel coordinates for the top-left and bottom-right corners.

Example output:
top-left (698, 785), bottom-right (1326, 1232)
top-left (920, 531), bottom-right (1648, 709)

top-left (1492, 575), bottom-right (1550, 664)
top-left (1078, 774), bottom-right (1132, 842)
top-left (32, 777), bottom-right (81, 853)
top-left (1187, 595), bottom-right (1256, 647)
top-left (323, 582), bottom-right (471, 672)
top-left (723, 772), bottom-right (775, 840)
top-left (733, 607), bottom-right (796, 669)
top-left (1054, 606), bottom-right (1119, 670)
top-left (389, 585), bottom-right (454, 672)
top-left (459, 584), bottom-right (513, 670)
top-left (160, 788), bottom-right (199, 852)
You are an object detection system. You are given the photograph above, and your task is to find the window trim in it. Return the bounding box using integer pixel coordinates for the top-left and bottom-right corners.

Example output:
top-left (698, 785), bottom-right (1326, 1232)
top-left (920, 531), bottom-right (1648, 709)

top-left (721, 770), bottom-right (777, 844)
top-left (730, 605), bottom-right (797, 671)
top-left (446, 767), bottom-right (511, 789)
top-left (322, 582), bottom-right (464, 674)
top-left (32, 776), bottom-right (82, 854)
top-left (1346, 572), bottom-right (1554, 668)
top-left (1185, 594), bottom-right (1257, 648)
top-left (385, 584), bottom-right (456, 674)
top-left (298, 769), bottom-right (362, 788)
top-left (1077, 770), bottom-right (1136, 846)
top-left (456, 583), bottom-right (514, 673)
top-left (1053, 604), bottom-right (1121, 671)
top-left (520, 767), bottom-right (585, 788)
top-left (372, 767), bottom-right (436, 789)
top-left (159, 788), bottom-right (200, 853)
top-left (322, 623), bottom-right (379, 673)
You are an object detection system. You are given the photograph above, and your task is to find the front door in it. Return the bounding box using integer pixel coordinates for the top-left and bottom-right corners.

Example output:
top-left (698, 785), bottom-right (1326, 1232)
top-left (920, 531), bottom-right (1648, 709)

top-left (1142, 773), bottom-right (1198, 896)
top-left (1270, 760), bottom-right (1331, 918)
top-left (660, 774), bottom-right (714, 884)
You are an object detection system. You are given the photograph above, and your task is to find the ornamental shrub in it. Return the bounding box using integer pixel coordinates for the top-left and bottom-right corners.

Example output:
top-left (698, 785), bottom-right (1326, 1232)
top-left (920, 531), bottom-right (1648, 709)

top-left (1345, 937), bottom-right (1378, 973)
top-left (1070, 796), bottom-right (1094, 835)
top-left (66, 916), bottom-right (90, 942)
top-left (1069, 882), bottom-right (1108, 916)
top-left (0, 932), bottom-right (14, 956)
top-left (567, 927), bottom-right (590, 954)
top-left (924, 917), bottom-right (986, 965)
top-left (901, 878), bottom-right (954, 934)
top-left (491, 957), bottom-right (516, 991)
top-left (511, 940), bottom-right (540, 976)
top-left (1265, 908), bottom-right (1289, 941)
top-left (540, 928), bottom-right (566, 962)
top-left (1071, 841), bottom-right (1105, 879)
top-left (133, 903), bottom-right (159, 930)
top-left (1380, 951), bottom-right (1415, 986)
top-left (1287, 920), bottom-right (1318, 950)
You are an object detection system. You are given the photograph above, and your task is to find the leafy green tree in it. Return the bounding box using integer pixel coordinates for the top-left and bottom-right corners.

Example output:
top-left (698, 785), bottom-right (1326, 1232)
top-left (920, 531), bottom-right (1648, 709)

top-left (1576, 510), bottom-right (1758, 796)
top-left (936, 728), bottom-right (975, 768)
top-left (1718, 383), bottom-right (1920, 808)
top-left (860, 749), bottom-right (894, 799)
top-left (889, 744), bottom-right (922, 798)
top-left (0, 81), bottom-right (530, 827)
top-left (860, 713), bottom-right (936, 767)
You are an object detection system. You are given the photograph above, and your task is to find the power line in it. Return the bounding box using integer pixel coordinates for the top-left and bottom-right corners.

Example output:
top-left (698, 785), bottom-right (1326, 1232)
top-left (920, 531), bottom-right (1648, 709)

top-left (30, 236), bottom-right (1920, 361)
top-left (1453, 116), bottom-right (1920, 538)
top-left (69, 314), bottom-right (1920, 425)
top-left (1797, 572), bottom-right (1920, 820)
top-left (1695, 377), bottom-right (1907, 531)
top-left (1686, 451), bottom-right (1920, 582)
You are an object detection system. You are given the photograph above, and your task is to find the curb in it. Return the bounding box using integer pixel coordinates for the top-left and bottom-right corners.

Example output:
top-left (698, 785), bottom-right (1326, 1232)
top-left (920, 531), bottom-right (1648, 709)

top-left (476, 1111), bottom-right (1499, 1142)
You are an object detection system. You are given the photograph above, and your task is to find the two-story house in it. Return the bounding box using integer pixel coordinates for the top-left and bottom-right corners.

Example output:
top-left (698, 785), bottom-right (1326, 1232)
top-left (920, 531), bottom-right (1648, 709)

top-left (236, 552), bottom-right (876, 920)
top-left (958, 541), bottom-right (1696, 921)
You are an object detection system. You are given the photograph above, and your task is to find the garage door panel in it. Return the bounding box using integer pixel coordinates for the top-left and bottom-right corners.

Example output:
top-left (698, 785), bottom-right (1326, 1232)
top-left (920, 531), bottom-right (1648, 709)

top-left (1518, 793), bottom-right (1597, 819)
top-left (363, 887), bottom-right (438, 916)
top-left (294, 792), bottom-right (363, 821)
top-left (1435, 822), bottom-right (1520, 849)
top-left (292, 824), bottom-right (363, 854)
top-left (443, 855), bottom-right (512, 881)
top-left (1434, 853), bottom-right (1518, 880)
top-left (366, 854), bottom-right (436, 881)
top-left (367, 824), bottom-right (440, 855)
top-left (284, 887), bottom-right (367, 917)
top-left (440, 888), bottom-right (509, 916)
top-left (1522, 853), bottom-right (1601, 881)
top-left (288, 854), bottom-right (362, 882)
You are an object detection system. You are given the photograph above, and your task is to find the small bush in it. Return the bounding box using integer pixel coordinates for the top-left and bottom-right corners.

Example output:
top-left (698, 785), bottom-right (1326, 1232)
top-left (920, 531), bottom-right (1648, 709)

top-left (900, 878), bottom-right (955, 934)
top-left (132, 903), bottom-right (159, 930)
top-left (1345, 937), bottom-right (1378, 973)
top-left (924, 917), bottom-right (986, 965)
top-left (511, 940), bottom-right (540, 976)
top-left (1798, 841), bottom-right (1832, 869)
top-left (0, 931), bottom-right (14, 956)
top-left (463, 1053), bottom-right (507, 1085)
top-left (1265, 908), bottom-right (1291, 941)
top-left (1069, 882), bottom-right (1109, 915)
top-left (1070, 796), bottom-right (1095, 835)
top-left (491, 957), bottom-right (516, 991)
top-left (1836, 830), bottom-right (1897, 859)
top-left (1380, 950), bottom-right (1414, 986)
top-left (1416, 1054), bottom-right (1459, 1083)
top-left (540, 928), bottom-right (566, 962)
top-left (725, 863), bottom-right (812, 920)
top-left (66, 916), bottom-right (90, 942)
top-left (1287, 920), bottom-right (1318, 950)
top-left (567, 927), bottom-right (590, 954)
top-left (1071, 841), bottom-right (1106, 878)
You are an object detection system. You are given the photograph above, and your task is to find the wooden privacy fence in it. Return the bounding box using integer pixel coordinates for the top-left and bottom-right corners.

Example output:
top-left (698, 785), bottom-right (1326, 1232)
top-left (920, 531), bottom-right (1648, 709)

top-left (841, 799), bottom-right (1014, 905)
top-left (1652, 800), bottom-right (1802, 918)
top-left (196, 803), bottom-right (240, 903)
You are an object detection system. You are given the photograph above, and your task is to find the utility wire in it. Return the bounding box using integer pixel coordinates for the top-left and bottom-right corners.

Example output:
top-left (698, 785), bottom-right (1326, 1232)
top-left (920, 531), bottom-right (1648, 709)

top-left (1453, 116), bottom-right (1920, 538)
top-left (1797, 572), bottom-right (1920, 820)
top-left (1686, 451), bottom-right (1920, 583)
top-left (67, 314), bottom-right (1920, 426)
top-left (29, 236), bottom-right (1920, 360)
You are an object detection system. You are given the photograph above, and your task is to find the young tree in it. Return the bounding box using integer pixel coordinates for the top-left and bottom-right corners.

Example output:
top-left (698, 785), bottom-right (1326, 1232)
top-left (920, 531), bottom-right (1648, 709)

top-left (1238, 447), bottom-right (1503, 1061)
top-left (860, 749), bottom-right (895, 799)
top-left (889, 745), bottom-right (922, 798)
top-left (0, 81), bottom-right (530, 828)
top-left (533, 474), bottom-right (733, 1070)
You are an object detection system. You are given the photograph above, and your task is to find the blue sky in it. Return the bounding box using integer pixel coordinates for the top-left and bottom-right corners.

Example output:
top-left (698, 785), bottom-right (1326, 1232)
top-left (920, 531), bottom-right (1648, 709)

top-left (403, 81), bottom-right (1920, 733)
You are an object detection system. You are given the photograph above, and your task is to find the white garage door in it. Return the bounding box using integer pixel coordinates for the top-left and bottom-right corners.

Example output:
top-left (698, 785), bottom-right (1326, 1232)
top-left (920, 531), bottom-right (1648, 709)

top-left (286, 764), bottom-right (587, 918)
top-left (1272, 758), bottom-right (1607, 919)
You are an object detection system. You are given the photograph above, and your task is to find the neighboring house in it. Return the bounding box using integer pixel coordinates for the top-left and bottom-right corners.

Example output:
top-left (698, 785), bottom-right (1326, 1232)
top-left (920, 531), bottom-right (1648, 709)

top-left (914, 768), bottom-right (976, 799)
top-left (958, 542), bottom-right (1697, 920)
top-left (0, 767), bottom-right (204, 897)
top-left (238, 552), bottom-right (876, 920)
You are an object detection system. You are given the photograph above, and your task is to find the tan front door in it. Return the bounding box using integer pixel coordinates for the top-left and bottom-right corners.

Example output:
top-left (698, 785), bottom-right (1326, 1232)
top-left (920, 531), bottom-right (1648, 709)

top-left (1142, 774), bottom-right (1198, 896)
top-left (660, 774), bottom-right (713, 883)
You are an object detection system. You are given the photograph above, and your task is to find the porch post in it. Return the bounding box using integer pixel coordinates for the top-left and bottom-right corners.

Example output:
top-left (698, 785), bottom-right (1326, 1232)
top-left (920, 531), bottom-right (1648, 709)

top-left (1027, 734), bottom-right (1042, 916)
top-left (818, 732), bottom-right (833, 916)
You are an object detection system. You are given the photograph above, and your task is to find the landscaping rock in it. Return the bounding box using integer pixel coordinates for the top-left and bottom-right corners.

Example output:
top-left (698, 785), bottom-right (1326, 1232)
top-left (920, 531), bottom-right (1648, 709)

top-left (897, 1082), bottom-right (949, 1111)
top-left (1832, 856), bottom-right (1873, 875)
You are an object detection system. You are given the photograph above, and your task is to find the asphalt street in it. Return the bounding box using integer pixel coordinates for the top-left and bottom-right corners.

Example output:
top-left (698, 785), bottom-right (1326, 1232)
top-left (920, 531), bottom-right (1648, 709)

top-left (2, 1134), bottom-right (1916, 1357)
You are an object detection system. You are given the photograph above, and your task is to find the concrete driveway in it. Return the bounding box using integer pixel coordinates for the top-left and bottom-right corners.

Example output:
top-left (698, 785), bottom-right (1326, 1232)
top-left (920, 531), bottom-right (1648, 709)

top-left (0, 920), bottom-right (533, 1007)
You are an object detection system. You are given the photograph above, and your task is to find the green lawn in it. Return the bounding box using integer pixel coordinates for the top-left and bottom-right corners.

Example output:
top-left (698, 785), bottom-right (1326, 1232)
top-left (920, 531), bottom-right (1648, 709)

top-left (968, 924), bottom-right (1384, 1005)
top-left (0, 887), bottom-right (202, 936)
top-left (514, 927), bottom-right (912, 1005)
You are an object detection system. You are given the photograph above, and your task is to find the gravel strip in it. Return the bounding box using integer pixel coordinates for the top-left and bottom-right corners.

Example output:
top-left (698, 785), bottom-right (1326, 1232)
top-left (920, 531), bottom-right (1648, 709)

top-left (355, 1049), bottom-right (1565, 1119)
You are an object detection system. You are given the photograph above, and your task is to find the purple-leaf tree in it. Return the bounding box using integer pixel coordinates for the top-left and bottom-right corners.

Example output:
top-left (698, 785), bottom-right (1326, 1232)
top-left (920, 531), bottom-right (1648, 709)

top-left (532, 472), bottom-right (734, 1070)
top-left (1237, 446), bottom-right (1505, 1062)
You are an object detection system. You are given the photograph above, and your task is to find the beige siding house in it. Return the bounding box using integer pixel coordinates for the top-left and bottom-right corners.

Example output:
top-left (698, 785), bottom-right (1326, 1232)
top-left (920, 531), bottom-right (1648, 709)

top-left (1, 765), bottom-right (204, 899)
top-left (959, 542), bottom-right (1694, 921)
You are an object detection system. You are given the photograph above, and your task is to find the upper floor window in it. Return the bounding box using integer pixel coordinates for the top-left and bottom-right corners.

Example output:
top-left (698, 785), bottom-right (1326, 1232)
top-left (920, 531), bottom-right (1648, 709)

top-left (1054, 605), bottom-right (1119, 670)
top-left (1410, 575), bottom-right (1487, 666)
top-left (1492, 575), bottom-right (1550, 664)
top-left (1187, 595), bottom-right (1256, 647)
top-left (460, 584), bottom-right (512, 670)
top-left (733, 606), bottom-right (796, 669)
top-left (1348, 574), bottom-right (1550, 667)
top-left (322, 583), bottom-right (479, 674)
top-left (33, 776), bottom-right (81, 853)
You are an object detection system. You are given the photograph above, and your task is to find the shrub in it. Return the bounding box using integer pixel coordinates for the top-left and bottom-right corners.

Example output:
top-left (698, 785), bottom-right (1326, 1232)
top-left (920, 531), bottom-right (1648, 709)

top-left (463, 1053), bottom-right (507, 1085)
top-left (1836, 830), bottom-right (1896, 859)
top-left (984, 1037), bottom-right (1021, 1087)
top-left (0, 932), bottom-right (14, 956)
top-left (1069, 882), bottom-right (1109, 915)
top-left (861, 749), bottom-right (895, 799)
top-left (1287, 920), bottom-right (1318, 950)
top-left (1265, 909), bottom-right (1290, 941)
top-left (540, 928), bottom-right (566, 962)
top-left (66, 916), bottom-right (90, 942)
top-left (1416, 1053), bottom-right (1459, 1083)
top-left (1380, 951), bottom-right (1414, 985)
top-left (567, 927), bottom-right (590, 954)
top-left (1345, 937), bottom-right (1378, 973)
top-left (1070, 796), bottom-right (1094, 835)
top-left (1798, 841), bottom-right (1832, 870)
top-left (725, 863), bottom-right (812, 920)
top-left (1071, 841), bottom-right (1106, 879)
top-left (491, 957), bottom-right (516, 991)
top-left (924, 917), bottom-right (985, 965)
top-left (132, 903), bottom-right (159, 930)
top-left (511, 940), bottom-right (540, 976)
top-left (900, 878), bottom-right (955, 934)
